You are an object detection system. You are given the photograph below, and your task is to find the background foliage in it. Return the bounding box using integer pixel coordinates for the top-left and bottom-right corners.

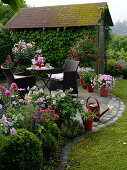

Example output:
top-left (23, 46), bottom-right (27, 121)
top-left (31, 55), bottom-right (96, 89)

top-left (0, 2), bottom-right (15, 65)
top-left (106, 33), bottom-right (127, 76)
top-left (10, 27), bottom-right (97, 67)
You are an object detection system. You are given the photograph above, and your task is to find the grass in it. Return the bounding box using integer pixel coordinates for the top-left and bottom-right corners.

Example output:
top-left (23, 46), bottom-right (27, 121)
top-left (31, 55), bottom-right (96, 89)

top-left (66, 79), bottom-right (127, 170)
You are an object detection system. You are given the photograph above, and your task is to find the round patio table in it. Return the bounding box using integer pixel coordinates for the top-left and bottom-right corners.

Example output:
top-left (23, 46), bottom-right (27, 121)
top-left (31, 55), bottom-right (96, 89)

top-left (27, 66), bottom-right (61, 92)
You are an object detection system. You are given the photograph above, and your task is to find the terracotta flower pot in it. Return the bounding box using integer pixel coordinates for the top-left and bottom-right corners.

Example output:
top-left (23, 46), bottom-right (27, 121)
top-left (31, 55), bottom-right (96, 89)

top-left (83, 119), bottom-right (93, 131)
top-left (87, 84), bottom-right (93, 93)
top-left (100, 87), bottom-right (108, 97)
top-left (79, 75), bottom-right (87, 89)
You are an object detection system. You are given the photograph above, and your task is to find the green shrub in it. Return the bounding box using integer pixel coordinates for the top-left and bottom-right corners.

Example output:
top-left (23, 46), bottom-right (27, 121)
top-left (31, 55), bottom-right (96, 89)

top-left (68, 35), bottom-right (98, 67)
top-left (40, 132), bottom-right (57, 160)
top-left (0, 129), bottom-right (43, 170)
top-left (60, 119), bottom-right (84, 139)
top-left (106, 59), bottom-right (123, 76)
top-left (48, 123), bottom-right (61, 139)
top-left (52, 90), bottom-right (83, 124)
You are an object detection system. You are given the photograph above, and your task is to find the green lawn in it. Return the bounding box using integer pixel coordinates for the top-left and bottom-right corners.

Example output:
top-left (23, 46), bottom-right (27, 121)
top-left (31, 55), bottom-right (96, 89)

top-left (66, 79), bottom-right (127, 170)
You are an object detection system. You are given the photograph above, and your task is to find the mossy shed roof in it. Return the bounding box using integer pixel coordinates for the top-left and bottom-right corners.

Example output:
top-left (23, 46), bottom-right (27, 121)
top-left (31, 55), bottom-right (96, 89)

top-left (4, 2), bottom-right (113, 29)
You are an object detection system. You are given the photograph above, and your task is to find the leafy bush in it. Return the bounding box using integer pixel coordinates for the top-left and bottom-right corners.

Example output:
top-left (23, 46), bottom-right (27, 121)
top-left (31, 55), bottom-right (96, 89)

top-left (106, 59), bottom-right (123, 76)
top-left (60, 119), bottom-right (84, 139)
top-left (68, 35), bottom-right (99, 67)
top-left (0, 129), bottom-right (43, 170)
top-left (48, 123), bottom-right (61, 139)
top-left (40, 132), bottom-right (57, 160)
top-left (108, 34), bottom-right (127, 52)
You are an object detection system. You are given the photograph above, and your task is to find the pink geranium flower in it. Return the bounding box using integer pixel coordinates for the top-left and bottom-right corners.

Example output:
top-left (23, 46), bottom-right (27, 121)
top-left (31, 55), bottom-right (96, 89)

top-left (4, 90), bottom-right (11, 96)
top-left (10, 83), bottom-right (19, 91)
top-left (0, 85), bottom-right (5, 89)
top-left (48, 105), bottom-right (52, 109)
top-left (54, 114), bottom-right (59, 119)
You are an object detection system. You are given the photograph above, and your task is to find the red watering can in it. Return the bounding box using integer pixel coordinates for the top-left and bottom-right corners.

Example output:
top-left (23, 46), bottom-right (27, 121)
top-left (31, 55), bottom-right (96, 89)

top-left (86, 96), bottom-right (110, 122)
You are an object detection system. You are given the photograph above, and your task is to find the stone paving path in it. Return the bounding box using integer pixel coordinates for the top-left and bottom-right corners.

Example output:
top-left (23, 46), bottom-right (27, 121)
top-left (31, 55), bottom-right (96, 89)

top-left (76, 88), bottom-right (125, 132)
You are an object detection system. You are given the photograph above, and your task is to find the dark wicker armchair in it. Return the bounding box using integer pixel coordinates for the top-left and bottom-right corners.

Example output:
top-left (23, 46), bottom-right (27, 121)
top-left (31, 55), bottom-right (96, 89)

top-left (1, 67), bottom-right (36, 91)
top-left (48, 60), bottom-right (79, 95)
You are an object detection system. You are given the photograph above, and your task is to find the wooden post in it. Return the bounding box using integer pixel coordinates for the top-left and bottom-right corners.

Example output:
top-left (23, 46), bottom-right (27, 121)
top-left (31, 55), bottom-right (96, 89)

top-left (96, 23), bottom-right (105, 74)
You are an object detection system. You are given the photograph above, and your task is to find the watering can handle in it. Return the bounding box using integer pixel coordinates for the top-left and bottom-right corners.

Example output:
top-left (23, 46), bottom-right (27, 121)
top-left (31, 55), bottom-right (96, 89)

top-left (86, 96), bottom-right (100, 108)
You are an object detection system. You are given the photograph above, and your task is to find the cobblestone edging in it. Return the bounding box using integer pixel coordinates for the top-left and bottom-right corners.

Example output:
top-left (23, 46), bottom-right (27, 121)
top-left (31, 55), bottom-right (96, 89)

top-left (55, 94), bottom-right (125, 170)
top-left (92, 94), bottom-right (125, 132)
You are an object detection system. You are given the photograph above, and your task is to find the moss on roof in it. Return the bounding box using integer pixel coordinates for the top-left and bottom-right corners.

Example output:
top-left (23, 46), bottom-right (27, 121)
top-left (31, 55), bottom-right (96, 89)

top-left (4, 2), bottom-right (113, 29)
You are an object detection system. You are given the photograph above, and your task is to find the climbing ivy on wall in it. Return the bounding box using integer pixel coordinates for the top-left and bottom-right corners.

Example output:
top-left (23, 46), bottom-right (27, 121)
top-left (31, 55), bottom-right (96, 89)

top-left (10, 27), bottom-right (97, 67)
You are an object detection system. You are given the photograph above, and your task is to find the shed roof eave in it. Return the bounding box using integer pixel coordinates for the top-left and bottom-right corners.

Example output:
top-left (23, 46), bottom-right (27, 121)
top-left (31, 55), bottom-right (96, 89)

top-left (4, 24), bottom-right (99, 29)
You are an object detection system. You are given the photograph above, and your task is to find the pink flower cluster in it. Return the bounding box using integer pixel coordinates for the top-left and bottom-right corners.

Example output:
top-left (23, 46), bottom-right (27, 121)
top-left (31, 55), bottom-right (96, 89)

top-left (12, 40), bottom-right (35, 53)
top-left (114, 63), bottom-right (122, 69)
top-left (32, 49), bottom-right (45, 67)
top-left (2, 115), bottom-right (17, 134)
top-left (78, 67), bottom-right (94, 73)
top-left (3, 83), bottom-right (19, 97)
top-left (93, 74), bottom-right (116, 89)
top-left (33, 105), bottom-right (59, 123)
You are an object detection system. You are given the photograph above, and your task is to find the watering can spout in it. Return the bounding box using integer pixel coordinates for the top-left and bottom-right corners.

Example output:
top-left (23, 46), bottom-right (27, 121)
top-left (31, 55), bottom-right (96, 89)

top-left (98, 108), bottom-right (109, 117)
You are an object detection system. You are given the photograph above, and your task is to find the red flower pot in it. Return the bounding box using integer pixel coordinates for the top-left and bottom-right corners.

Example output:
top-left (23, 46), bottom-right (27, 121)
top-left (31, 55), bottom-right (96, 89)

top-left (87, 84), bottom-right (93, 93)
top-left (100, 87), bottom-right (108, 97)
top-left (83, 119), bottom-right (93, 131)
top-left (79, 75), bottom-right (87, 89)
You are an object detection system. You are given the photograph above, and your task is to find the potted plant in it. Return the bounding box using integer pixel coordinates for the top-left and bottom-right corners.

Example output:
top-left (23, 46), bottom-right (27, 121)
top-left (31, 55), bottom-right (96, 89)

top-left (80, 110), bottom-right (97, 131)
top-left (93, 74), bottom-right (116, 97)
top-left (82, 69), bottom-right (96, 92)
top-left (77, 67), bottom-right (94, 89)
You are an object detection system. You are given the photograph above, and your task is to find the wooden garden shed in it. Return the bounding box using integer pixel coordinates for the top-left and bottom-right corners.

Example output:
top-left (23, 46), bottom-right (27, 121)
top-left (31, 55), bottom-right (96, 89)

top-left (4, 2), bottom-right (113, 73)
